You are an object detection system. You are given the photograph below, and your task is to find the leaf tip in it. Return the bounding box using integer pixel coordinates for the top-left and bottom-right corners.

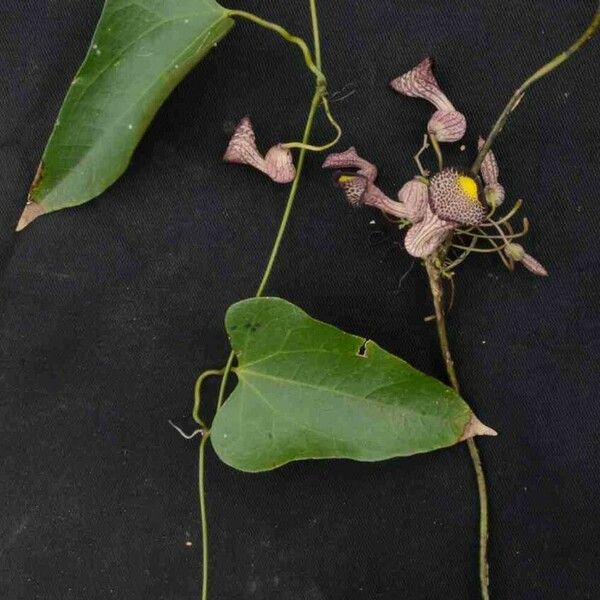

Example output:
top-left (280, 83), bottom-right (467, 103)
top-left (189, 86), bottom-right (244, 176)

top-left (460, 415), bottom-right (497, 441)
top-left (16, 200), bottom-right (46, 231)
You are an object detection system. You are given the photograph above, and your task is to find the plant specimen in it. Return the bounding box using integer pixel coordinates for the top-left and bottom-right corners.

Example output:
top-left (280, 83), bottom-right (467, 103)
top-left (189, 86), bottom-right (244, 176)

top-left (13, 1), bottom-right (600, 599)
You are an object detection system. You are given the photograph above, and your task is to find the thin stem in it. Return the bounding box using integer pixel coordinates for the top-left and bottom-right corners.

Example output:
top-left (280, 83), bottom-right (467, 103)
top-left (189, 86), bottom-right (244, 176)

top-left (425, 257), bottom-right (490, 600)
top-left (430, 134), bottom-right (443, 171)
top-left (413, 134), bottom-right (431, 177)
top-left (215, 87), bottom-right (324, 413)
top-left (309, 0), bottom-right (322, 70)
top-left (477, 200), bottom-right (523, 228)
top-left (199, 433), bottom-right (210, 600)
top-left (225, 9), bottom-right (323, 81)
top-left (225, 8), bottom-right (341, 152)
top-left (193, 369), bottom-right (225, 426)
top-left (198, 8), bottom-right (335, 599)
top-left (472, 5), bottom-right (600, 173)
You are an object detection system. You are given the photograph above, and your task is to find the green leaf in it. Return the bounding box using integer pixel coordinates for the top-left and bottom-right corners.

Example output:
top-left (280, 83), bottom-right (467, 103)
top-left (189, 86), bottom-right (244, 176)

top-left (211, 298), bottom-right (496, 472)
top-left (29, 0), bottom-right (234, 213)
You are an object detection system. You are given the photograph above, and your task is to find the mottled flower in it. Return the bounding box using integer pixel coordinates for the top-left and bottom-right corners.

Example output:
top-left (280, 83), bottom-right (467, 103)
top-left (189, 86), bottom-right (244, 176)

top-left (223, 117), bottom-right (295, 183)
top-left (478, 137), bottom-right (505, 207)
top-left (324, 148), bottom-right (407, 219)
top-left (324, 149), bottom-right (489, 258)
top-left (390, 58), bottom-right (466, 143)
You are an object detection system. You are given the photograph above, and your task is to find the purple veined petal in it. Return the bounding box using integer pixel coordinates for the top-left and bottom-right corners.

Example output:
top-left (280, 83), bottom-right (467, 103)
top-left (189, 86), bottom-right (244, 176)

top-left (322, 147), bottom-right (378, 182)
top-left (365, 185), bottom-right (411, 219)
top-left (521, 253), bottom-right (549, 277)
top-left (478, 137), bottom-right (500, 184)
top-left (223, 116), bottom-right (267, 172)
top-left (427, 110), bottom-right (467, 143)
top-left (390, 57), bottom-right (455, 112)
top-left (264, 144), bottom-right (296, 184)
top-left (404, 207), bottom-right (456, 258)
top-left (397, 177), bottom-right (429, 222)
top-left (484, 182), bottom-right (505, 207)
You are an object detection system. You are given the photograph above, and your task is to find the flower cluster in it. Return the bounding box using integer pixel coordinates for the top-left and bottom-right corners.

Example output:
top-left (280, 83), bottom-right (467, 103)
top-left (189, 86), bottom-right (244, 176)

top-left (324, 58), bottom-right (547, 276)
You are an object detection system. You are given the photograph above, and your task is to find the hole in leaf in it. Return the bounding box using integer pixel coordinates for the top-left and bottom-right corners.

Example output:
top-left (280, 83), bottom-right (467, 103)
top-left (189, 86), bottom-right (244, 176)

top-left (357, 339), bottom-right (369, 358)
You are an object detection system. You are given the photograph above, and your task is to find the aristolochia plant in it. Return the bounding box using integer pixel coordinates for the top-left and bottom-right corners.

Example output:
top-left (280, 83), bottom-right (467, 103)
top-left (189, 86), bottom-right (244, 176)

top-left (15, 0), bottom-right (599, 599)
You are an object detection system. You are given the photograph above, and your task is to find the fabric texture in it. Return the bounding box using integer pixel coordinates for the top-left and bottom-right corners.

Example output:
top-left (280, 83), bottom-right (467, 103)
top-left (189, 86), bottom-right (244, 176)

top-left (0, 1), bottom-right (598, 598)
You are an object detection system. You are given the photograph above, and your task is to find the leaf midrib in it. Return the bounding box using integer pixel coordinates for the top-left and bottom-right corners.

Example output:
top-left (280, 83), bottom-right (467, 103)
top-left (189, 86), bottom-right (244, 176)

top-left (238, 367), bottom-right (462, 424)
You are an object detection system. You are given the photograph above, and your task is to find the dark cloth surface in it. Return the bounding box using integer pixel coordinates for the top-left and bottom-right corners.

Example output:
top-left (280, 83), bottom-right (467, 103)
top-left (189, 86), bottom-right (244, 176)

top-left (1, 1), bottom-right (599, 598)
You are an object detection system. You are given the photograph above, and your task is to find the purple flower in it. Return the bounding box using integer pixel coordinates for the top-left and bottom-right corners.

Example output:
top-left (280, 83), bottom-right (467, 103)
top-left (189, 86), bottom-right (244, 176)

top-left (390, 58), bottom-right (466, 143)
top-left (223, 117), bottom-right (296, 184)
top-left (324, 149), bottom-right (488, 258)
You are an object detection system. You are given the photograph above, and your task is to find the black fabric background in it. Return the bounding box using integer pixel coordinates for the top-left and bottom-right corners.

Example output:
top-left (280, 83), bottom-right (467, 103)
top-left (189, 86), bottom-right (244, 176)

top-left (1, 1), bottom-right (599, 599)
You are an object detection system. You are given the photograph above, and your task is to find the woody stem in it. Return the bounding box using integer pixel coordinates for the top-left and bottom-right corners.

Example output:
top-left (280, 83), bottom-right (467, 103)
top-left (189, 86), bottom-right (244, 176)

top-left (425, 256), bottom-right (490, 600)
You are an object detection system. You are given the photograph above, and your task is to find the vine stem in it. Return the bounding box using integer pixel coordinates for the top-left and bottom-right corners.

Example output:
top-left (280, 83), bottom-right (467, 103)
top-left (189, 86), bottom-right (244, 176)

top-left (472, 3), bottom-right (600, 174)
top-left (224, 8), bottom-right (341, 152)
top-left (425, 257), bottom-right (490, 600)
top-left (198, 3), bottom-right (331, 599)
top-left (198, 433), bottom-right (210, 600)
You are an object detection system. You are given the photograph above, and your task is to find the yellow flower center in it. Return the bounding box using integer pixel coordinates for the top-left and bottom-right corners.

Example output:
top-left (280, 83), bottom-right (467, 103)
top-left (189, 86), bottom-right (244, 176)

top-left (458, 175), bottom-right (479, 203)
top-left (337, 174), bottom-right (356, 183)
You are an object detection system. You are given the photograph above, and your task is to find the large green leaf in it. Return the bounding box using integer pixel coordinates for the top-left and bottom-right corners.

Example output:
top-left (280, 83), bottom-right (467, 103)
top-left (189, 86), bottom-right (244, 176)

top-left (28, 0), bottom-right (234, 214)
top-left (211, 298), bottom-right (496, 472)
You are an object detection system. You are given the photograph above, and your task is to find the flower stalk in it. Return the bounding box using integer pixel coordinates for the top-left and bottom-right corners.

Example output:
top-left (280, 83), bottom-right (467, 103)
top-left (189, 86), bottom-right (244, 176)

top-left (425, 256), bottom-right (490, 600)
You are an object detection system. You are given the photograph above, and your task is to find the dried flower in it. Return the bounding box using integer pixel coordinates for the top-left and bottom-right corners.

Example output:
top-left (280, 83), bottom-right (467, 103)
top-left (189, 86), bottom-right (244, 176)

top-left (223, 117), bottom-right (295, 184)
top-left (390, 58), bottom-right (466, 143)
top-left (478, 137), bottom-right (505, 207)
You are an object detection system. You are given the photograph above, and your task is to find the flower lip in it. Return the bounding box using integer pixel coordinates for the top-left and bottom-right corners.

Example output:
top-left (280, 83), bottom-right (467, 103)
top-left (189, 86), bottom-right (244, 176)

top-left (428, 167), bottom-right (486, 225)
top-left (390, 57), bottom-right (454, 112)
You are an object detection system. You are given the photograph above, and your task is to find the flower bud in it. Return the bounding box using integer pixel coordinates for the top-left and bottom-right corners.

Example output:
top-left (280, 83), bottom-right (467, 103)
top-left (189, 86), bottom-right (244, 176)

top-left (484, 182), bottom-right (505, 207)
top-left (504, 242), bottom-right (525, 261)
top-left (504, 243), bottom-right (548, 276)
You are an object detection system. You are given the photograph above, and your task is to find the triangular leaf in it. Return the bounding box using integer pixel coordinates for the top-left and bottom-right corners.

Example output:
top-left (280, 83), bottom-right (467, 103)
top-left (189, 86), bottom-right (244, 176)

top-left (211, 298), bottom-right (495, 472)
top-left (28, 0), bottom-right (234, 216)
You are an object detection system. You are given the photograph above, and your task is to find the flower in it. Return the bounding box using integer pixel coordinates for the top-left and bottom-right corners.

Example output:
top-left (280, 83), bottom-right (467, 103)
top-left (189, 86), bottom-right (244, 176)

top-left (223, 117), bottom-right (295, 183)
top-left (390, 58), bottom-right (466, 143)
top-left (324, 149), bottom-right (488, 258)
top-left (478, 137), bottom-right (505, 207)
top-left (504, 243), bottom-right (548, 276)
top-left (428, 168), bottom-right (486, 225)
